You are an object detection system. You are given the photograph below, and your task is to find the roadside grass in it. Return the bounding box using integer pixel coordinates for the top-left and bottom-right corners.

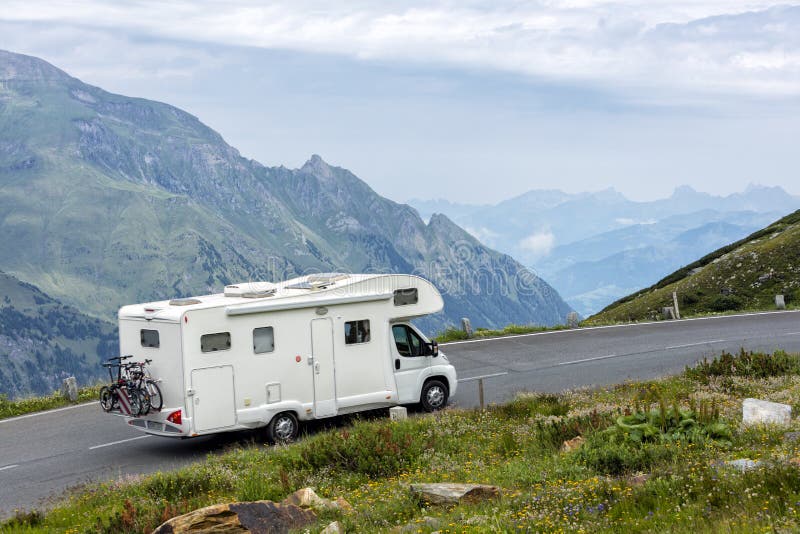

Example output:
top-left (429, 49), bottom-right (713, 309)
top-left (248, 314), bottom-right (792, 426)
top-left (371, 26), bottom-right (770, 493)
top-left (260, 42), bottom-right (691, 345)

top-left (0, 385), bottom-right (102, 421)
top-left (6, 351), bottom-right (800, 532)
top-left (434, 323), bottom-right (572, 343)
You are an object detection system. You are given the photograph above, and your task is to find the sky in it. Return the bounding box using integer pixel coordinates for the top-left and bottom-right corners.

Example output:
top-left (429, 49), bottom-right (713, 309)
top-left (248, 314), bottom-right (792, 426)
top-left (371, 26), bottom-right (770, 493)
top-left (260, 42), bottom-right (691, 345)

top-left (0, 0), bottom-right (798, 204)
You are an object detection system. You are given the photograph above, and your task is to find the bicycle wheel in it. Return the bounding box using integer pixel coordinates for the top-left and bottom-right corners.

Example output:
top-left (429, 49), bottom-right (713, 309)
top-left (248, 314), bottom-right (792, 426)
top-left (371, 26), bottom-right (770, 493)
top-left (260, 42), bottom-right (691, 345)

top-left (136, 387), bottom-right (151, 416)
top-left (99, 386), bottom-right (114, 412)
top-left (146, 380), bottom-right (163, 412)
top-left (128, 387), bottom-right (143, 416)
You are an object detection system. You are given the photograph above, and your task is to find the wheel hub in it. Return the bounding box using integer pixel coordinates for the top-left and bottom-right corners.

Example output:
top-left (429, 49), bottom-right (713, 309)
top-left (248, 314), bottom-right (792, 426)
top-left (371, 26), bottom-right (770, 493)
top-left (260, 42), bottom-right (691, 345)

top-left (427, 387), bottom-right (444, 407)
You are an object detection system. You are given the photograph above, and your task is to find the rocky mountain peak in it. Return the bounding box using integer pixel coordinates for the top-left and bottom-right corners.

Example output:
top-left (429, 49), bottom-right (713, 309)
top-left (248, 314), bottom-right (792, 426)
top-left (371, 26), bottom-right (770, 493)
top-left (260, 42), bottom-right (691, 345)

top-left (0, 49), bottom-right (70, 83)
top-left (301, 154), bottom-right (335, 180)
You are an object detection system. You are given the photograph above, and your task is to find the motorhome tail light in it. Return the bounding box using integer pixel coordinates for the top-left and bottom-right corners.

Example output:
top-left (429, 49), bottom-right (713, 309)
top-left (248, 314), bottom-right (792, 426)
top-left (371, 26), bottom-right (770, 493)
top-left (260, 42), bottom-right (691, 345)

top-left (166, 410), bottom-right (182, 426)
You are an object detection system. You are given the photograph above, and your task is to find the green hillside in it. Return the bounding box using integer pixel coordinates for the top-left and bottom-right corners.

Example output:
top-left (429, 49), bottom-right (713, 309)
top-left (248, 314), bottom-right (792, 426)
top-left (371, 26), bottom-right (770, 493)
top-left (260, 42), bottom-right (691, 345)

top-left (0, 272), bottom-right (116, 397)
top-left (588, 209), bottom-right (800, 324)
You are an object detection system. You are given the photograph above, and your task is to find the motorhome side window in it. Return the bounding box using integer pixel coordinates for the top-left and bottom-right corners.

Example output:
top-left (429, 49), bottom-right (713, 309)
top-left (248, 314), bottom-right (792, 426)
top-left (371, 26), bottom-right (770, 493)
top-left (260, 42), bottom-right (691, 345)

top-left (393, 288), bottom-right (418, 306)
top-left (140, 329), bottom-right (160, 348)
top-left (253, 327), bottom-right (275, 354)
top-left (392, 325), bottom-right (423, 356)
top-left (344, 320), bottom-right (370, 344)
top-left (201, 332), bottom-right (231, 353)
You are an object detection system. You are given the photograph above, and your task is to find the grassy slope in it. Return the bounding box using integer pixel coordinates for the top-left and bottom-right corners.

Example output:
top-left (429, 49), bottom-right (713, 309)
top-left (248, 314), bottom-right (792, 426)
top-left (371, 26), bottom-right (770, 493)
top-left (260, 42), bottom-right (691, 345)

top-left (6, 350), bottom-right (800, 533)
top-left (587, 209), bottom-right (800, 324)
top-left (0, 272), bottom-right (117, 397)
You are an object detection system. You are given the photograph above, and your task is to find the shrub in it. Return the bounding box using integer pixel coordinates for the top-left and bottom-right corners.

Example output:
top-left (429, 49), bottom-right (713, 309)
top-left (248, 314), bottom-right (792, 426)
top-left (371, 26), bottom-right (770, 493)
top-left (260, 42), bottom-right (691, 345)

top-left (492, 393), bottom-right (570, 419)
top-left (687, 349), bottom-right (800, 382)
top-left (279, 419), bottom-right (431, 477)
top-left (708, 295), bottom-right (743, 312)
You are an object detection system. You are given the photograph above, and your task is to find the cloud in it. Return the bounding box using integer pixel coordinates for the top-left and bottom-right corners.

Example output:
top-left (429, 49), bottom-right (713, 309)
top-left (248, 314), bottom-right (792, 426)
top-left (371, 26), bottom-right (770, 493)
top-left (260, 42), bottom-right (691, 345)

top-left (1, 1), bottom-right (799, 99)
top-left (519, 230), bottom-right (556, 259)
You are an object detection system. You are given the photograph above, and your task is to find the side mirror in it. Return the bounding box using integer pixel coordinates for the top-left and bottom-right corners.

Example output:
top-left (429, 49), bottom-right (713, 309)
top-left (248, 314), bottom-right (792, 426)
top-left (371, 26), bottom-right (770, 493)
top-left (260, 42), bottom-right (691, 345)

top-left (430, 341), bottom-right (439, 357)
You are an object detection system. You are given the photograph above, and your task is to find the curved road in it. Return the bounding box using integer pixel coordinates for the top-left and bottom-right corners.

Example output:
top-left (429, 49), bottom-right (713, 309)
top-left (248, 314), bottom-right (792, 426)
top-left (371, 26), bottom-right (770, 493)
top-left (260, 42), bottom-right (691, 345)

top-left (1, 310), bottom-right (799, 517)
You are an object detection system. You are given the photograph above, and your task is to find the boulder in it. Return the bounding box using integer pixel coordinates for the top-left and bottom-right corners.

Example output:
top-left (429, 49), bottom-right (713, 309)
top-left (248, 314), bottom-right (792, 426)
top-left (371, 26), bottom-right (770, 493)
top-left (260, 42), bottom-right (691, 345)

top-left (152, 501), bottom-right (316, 534)
top-left (410, 483), bottom-right (500, 505)
top-left (776, 295), bottom-right (786, 310)
top-left (566, 312), bottom-right (580, 328)
top-left (321, 521), bottom-right (344, 534)
top-left (724, 459), bottom-right (762, 472)
top-left (61, 376), bottom-right (78, 402)
top-left (392, 516), bottom-right (442, 533)
top-left (389, 406), bottom-right (408, 421)
top-left (742, 398), bottom-right (792, 426)
top-left (560, 436), bottom-right (585, 453)
top-left (282, 487), bottom-right (351, 512)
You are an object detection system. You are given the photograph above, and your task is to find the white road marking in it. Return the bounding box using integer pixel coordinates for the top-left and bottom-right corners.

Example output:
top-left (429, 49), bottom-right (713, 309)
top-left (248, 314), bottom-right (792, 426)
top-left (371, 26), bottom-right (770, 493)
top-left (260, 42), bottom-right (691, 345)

top-left (89, 435), bottom-right (150, 450)
top-left (0, 402), bottom-right (96, 425)
top-left (440, 309), bottom-right (800, 347)
top-left (558, 354), bottom-right (619, 366)
top-left (0, 464), bottom-right (19, 471)
top-left (665, 339), bottom-right (726, 350)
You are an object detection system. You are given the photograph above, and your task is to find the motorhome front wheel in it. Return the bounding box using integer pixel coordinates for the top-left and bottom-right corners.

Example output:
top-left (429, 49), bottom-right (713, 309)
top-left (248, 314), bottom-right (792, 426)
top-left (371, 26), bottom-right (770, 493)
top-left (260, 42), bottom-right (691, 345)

top-left (421, 379), bottom-right (449, 412)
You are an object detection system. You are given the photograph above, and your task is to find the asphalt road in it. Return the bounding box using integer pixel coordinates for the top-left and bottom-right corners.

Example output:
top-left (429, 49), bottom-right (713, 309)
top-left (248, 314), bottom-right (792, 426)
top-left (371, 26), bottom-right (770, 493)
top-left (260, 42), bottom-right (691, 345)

top-left (2, 310), bottom-right (799, 517)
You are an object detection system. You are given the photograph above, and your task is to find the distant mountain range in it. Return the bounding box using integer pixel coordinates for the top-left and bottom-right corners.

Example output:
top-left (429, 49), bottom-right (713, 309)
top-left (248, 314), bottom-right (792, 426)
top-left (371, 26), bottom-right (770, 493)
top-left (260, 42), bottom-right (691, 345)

top-left (410, 186), bottom-right (798, 315)
top-left (589, 209), bottom-right (800, 324)
top-left (0, 49), bottom-right (572, 397)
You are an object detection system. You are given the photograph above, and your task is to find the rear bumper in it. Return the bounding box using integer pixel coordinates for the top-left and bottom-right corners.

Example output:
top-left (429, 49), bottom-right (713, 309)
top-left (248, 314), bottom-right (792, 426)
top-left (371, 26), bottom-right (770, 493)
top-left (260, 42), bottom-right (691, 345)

top-left (125, 408), bottom-right (188, 437)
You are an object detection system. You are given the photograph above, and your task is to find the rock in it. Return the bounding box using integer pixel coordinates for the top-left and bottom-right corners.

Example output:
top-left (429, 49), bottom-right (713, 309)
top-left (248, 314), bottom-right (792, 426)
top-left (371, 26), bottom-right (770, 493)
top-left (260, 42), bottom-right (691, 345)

top-left (410, 483), bottom-right (500, 505)
top-left (61, 376), bottom-right (78, 402)
top-left (743, 398), bottom-right (792, 426)
top-left (390, 406), bottom-right (408, 421)
top-left (662, 307), bottom-right (675, 320)
top-left (776, 295), bottom-right (786, 310)
top-left (626, 473), bottom-right (651, 486)
top-left (152, 501), bottom-right (316, 534)
top-left (461, 318), bottom-right (473, 338)
top-left (281, 488), bottom-right (351, 512)
top-left (560, 436), bottom-right (585, 453)
top-left (723, 459), bottom-right (762, 472)
top-left (566, 312), bottom-right (580, 328)
top-left (321, 521), bottom-right (344, 534)
top-left (393, 516), bottom-right (442, 533)
top-left (784, 431), bottom-right (800, 443)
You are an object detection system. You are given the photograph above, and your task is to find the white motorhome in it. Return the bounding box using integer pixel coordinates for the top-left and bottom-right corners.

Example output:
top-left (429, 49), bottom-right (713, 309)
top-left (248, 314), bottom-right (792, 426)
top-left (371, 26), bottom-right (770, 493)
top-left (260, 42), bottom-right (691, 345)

top-left (115, 273), bottom-right (457, 442)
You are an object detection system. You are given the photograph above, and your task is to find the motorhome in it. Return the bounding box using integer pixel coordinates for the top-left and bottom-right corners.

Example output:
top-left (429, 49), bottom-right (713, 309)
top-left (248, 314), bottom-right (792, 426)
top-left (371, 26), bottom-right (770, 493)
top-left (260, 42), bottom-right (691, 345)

top-left (114, 273), bottom-right (457, 442)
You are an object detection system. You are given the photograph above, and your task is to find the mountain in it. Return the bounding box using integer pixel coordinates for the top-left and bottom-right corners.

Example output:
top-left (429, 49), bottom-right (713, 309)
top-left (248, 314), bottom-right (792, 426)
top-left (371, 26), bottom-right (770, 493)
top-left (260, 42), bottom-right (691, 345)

top-left (0, 50), bottom-right (572, 356)
top-left (0, 272), bottom-right (116, 398)
top-left (587, 210), bottom-right (800, 324)
top-left (410, 186), bottom-right (799, 315)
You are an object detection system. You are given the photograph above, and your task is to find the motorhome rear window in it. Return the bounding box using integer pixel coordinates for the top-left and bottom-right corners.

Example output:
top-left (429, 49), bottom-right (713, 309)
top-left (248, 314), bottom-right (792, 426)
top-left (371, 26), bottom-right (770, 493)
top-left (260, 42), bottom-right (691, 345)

top-left (253, 327), bottom-right (275, 354)
top-left (201, 332), bottom-right (231, 353)
top-left (140, 329), bottom-right (160, 348)
top-left (393, 288), bottom-right (418, 306)
top-left (344, 320), bottom-right (371, 344)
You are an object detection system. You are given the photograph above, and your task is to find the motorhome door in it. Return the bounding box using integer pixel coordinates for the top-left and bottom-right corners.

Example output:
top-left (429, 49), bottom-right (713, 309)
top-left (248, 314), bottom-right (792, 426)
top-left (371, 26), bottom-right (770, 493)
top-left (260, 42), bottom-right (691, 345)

top-left (310, 318), bottom-right (337, 418)
top-left (191, 365), bottom-right (236, 432)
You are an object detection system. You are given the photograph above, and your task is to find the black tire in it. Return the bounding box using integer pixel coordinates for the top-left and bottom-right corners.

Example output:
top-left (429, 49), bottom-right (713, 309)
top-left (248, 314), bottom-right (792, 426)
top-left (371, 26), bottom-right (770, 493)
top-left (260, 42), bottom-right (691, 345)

top-left (420, 379), bottom-right (449, 412)
top-left (128, 388), bottom-right (143, 416)
top-left (137, 388), bottom-right (151, 416)
top-left (266, 412), bottom-right (299, 444)
top-left (146, 381), bottom-right (163, 412)
top-left (99, 386), bottom-right (114, 412)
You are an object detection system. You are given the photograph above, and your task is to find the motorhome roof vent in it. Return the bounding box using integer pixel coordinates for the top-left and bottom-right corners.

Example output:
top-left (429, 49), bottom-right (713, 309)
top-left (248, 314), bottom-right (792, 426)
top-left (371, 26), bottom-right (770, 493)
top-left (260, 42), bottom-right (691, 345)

top-left (169, 298), bottom-right (202, 306)
top-left (307, 273), bottom-right (350, 287)
top-left (224, 282), bottom-right (277, 298)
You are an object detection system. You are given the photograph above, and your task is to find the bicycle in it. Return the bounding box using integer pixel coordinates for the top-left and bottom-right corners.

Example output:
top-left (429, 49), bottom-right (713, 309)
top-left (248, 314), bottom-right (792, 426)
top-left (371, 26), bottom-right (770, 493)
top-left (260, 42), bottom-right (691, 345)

top-left (126, 359), bottom-right (163, 413)
top-left (99, 355), bottom-right (149, 416)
